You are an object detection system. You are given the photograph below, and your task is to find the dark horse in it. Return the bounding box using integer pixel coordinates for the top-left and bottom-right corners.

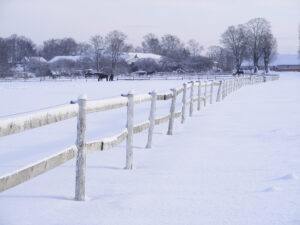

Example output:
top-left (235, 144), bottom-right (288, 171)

top-left (85, 72), bottom-right (112, 81)
top-left (233, 70), bottom-right (244, 76)
top-left (96, 73), bottom-right (109, 81)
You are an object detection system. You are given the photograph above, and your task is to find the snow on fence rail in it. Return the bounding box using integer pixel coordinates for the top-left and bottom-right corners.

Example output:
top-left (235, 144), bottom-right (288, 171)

top-left (0, 74), bottom-right (279, 199)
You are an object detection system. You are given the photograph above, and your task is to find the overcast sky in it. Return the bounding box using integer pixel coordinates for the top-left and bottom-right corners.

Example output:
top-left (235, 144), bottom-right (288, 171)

top-left (0, 0), bottom-right (299, 54)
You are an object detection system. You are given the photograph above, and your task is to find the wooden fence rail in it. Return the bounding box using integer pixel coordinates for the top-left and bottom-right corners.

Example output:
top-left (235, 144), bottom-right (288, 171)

top-left (0, 74), bottom-right (280, 198)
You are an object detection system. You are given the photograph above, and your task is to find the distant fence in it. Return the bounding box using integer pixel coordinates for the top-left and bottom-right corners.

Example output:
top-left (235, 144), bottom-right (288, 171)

top-left (0, 72), bottom-right (240, 82)
top-left (0, 74), bottom-right (279, 200)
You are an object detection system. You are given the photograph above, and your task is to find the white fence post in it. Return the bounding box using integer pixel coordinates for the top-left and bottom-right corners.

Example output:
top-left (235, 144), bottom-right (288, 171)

top-left (126, 91), bottom-right (134, 170)
top-left (181, 83), bottom-right (187, 124)
top-left (167, 88), bottom-right (177, 135)
top-left (210, 81), bottom-right (213, 104)
top-left (75, 94), bottom-right (87, 201)
top-left (222, 80), bottom-right (226, 100)
top-left (146, 90), bottom-right (157, 149)
top-left (216, 80), bottom-right (222, 102)
top-left (197, 81), bottom-right (201, 111)
top-left (234, 78), bottom-right (237, 91)
top-left (189, 81), bottom-right (194, 117)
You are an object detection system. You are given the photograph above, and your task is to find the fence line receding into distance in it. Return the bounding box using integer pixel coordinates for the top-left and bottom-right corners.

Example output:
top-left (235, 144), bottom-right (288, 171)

top-left (0, 74), bottom-right (279, 200)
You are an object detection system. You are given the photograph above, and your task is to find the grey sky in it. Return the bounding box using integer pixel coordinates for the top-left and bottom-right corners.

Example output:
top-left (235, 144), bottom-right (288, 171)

top-left (0, 0), bottom-right (299, 54)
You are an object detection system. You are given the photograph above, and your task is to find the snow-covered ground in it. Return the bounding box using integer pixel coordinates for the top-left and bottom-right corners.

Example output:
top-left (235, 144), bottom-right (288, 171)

top-left (0, 73), bottom-right (299, 225)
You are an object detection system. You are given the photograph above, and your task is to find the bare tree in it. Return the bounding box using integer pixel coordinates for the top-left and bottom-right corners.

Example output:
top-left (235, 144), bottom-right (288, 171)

top-left (207, 46), bottom-right (234, 71)
top-left (77, 42), bottom-right (92, 56)
top-left (261, 32), bottom-right (277, 73)
top-left (0, 38), bottom-right (10, 76)
top-left (246, 18), bottom-right (271, 73)
top-left (41, 38), bottom-right (78, 60)
top-left (187, 39), bottom-right (203, 57)
top-left (122, 43), bottom-right (134, 53)
top-left (5, 34), bottom-right (36, 64)
top-left (105, 30), bottom-right (127, 73)
top-left (60, 38), bottom-right (78, 56)
top-left (161, 34), bottom-right (184, 57)
top-left (90, 35), bottom-right (104, 72)
top-left (141, 33), bottom-right (161, 54)
top-left (160, 34), bottom-right (190, 68)
top-left (221, 25), bottom-right (249, 72)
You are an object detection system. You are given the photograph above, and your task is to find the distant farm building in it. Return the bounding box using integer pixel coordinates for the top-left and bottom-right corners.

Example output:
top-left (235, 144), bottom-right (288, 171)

top-left (241, 54), bottom-right (300, 72)
top-left (121, 52), bottom-right (162, 64)
top-left (270, 54), bottom-right (300, 72)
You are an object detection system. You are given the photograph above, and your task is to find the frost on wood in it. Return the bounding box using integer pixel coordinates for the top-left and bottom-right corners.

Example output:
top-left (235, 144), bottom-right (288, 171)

top-left (181, 83), bottom-right (187, 123)
top-left (155, 114), bottom-right (170, 125)
top-left (125, 92), bottom-right (134, 170)
top-left (0, 146), bottom-right (76, 192)
top-left (75, 96), bottom-right (87, 201)
top-left (167, 89), bottom-right (177, 135)
top-left (102, 129), bottom-right (128, 150)
top-left (0, 104), bottom-right (78, 137)
top-left (204, 82), bottom-right (207, 106)
top-left (87, 97), bottom-right (128, 113)
top-left (146, 91), bottom-right (157, 149)
top-left (216, 81), bottom-right (223, 102)
top-left (197, 81), bottom-right (201, 111)
top-left (189, 81), bottom-right (194, 117)
top-left (210, 81), bottom-right (214, 104)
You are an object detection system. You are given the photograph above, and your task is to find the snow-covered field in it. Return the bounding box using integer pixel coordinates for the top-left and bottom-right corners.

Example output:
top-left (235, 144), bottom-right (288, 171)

top-left (0, 73), bottom-right (299, 225)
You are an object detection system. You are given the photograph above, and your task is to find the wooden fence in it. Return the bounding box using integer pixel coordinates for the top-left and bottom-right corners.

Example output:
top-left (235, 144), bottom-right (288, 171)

top-left (0, 74), bottom-right (279, 200)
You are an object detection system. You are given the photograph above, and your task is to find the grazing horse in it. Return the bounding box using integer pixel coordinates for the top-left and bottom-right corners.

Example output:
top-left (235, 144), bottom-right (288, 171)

top-left (85, 72), bottom-right (109, 81)
top-left (233, 70), bottom-right (244, 76)
top-left (96, 73), bottom-right (109, 81)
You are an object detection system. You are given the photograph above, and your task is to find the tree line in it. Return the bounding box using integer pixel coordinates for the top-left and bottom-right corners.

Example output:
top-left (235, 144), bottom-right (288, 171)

top-left (213, 18), bottom-right (277, 73)
top-left (0, 17), bottom-right (277, 77)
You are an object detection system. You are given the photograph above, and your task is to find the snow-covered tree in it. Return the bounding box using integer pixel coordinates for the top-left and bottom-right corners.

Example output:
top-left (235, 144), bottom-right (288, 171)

top-left (246, 18), bottom-right (271, 73)
top-left (141, 33), bottom-right (161, 54)
top-left (90, 35), bottom-right (104, 72)
top-left (221, 25), bottom-right (249, 71)
top-left (261, 32), bottom-right (277, 73)
top-left (187, 39), bottom-right (203, 57)
top-left (105, 30), bottom-right (127, 74)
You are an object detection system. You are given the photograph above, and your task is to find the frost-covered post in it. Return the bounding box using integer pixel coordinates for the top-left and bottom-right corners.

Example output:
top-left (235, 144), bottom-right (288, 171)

top-left (263, 76), bottom-right (267, 82)
top-left (126, 91), bottom-right (134, 169)
top-left (222, 80), bottom-right (226, 100)
top-left (189, 81), bottom-right (194, 117)
top-left (234, 78), bottom-right (237, 91)
top-left (209, 81), bottom-right (213, 104)
top-left (226, 80), bottom-right (229, 96)
top-left (204, 81), bottom-right (207, 107)
top-left (146, 90), bottom-right (157, 149)
top-left (181, 83), bottom-right (187, 123)
top-left (75, 94), bottom-right (87, 201)
top-left (197, 81), bottom-right (201, 111)
top-left (167, 88), bottom-right (177, 135)
top-left (216, 80), bottom-right (222, 102)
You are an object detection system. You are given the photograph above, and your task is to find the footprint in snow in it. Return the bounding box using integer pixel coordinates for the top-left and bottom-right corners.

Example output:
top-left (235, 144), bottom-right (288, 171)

top-left (262, 186), bottom-right (281, 192)
top-left (276, 173), bottom-right (299, 181)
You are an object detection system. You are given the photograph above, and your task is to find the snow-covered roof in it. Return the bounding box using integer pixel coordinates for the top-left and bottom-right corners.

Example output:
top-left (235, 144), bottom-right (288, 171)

top-left (269, 54), bottom-right (300, 66)
top-left (24, 57), bottom-right (47, 63)
top-left (121, 52), bottom-right (162, 63)
top-left (48, 56), bottom-right (83, 63)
